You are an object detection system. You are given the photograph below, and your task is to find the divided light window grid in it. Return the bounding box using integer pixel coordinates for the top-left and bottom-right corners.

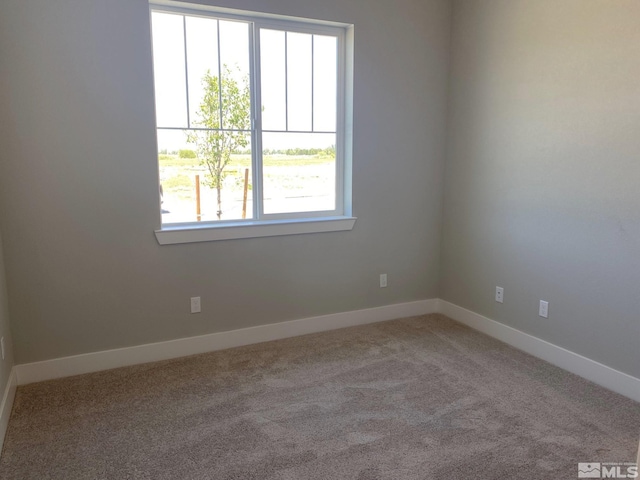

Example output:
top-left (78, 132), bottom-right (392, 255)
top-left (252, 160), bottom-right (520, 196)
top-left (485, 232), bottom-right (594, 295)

top-left (150, 6), bottom-right (345, 226)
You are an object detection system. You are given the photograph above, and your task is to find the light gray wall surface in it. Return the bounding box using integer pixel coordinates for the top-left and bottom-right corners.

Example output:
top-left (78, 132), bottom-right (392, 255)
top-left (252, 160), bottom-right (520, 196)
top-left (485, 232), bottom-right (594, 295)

top-left (441, 0), bottom-right (640, 378)
top-left (0, 0), bottom-right (452, 363)
top-left (0, 230), bottom-right (14, 394)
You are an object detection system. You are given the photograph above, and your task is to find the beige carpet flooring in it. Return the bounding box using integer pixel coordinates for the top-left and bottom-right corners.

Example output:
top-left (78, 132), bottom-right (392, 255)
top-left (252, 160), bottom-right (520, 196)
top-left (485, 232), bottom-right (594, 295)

top-left (0, 314), bottom-right (638, 479)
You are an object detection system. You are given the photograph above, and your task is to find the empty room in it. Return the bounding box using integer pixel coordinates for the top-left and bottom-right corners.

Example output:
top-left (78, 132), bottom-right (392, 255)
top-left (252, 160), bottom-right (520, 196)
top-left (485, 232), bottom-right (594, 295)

top-left (0, 0), bottom-right (638, 478)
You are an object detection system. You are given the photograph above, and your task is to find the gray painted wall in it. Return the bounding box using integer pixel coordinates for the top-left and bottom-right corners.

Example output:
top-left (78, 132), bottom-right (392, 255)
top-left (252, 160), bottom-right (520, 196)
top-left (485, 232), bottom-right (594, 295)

top-left (0, 0), bottom-right (451, 364)
top-left (442, 0), bottom-right (640, 378)
top-left (0, 230), bottom-right (14, 395)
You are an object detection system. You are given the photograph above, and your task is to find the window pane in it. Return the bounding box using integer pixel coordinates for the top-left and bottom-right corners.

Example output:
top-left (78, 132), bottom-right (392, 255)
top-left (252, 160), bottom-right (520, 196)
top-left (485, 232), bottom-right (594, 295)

top-left (219, 20), bottom-right (251, 131)
top-left (262, 132), bottom-right (336, 214)
top-left (287, 32), bottom-right (313, 131)
top-left (260, 29), bottom-right (286, 131)
top-left (313, 35), bottom-right (337, 132)
top-left (185, 16), bottom-right (219, 128)
top-left (159, 129), bottom-right (253, 224)
top-left (151, 12), bottom-right (188, 128)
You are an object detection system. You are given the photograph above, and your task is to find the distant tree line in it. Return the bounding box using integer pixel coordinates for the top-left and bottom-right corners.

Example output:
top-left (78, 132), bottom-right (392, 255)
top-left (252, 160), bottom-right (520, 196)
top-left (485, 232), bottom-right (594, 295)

top-left (264, 146), bottom-right (336, 156)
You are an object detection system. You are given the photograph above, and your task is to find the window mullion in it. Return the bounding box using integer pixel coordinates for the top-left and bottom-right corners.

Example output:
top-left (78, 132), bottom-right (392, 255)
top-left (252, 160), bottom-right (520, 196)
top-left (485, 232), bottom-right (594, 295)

top-left (336, 30), bottom-right (347, 215)
top-left (311, 35), bottom-right (314, 132)
top-left (216, 20), bottom-right (224, 130)
top-left (182, 15), bottom-right (191, 128)
top-left (284, 32), bottom-right (289, 132)
top-left (251, 23), bottom-right (264, 220)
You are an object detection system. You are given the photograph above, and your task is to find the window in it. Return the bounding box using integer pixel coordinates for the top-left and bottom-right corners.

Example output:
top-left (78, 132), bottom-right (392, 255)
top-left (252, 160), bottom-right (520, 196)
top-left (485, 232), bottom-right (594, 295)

top-left (150, 4), bottom-right (355, 244)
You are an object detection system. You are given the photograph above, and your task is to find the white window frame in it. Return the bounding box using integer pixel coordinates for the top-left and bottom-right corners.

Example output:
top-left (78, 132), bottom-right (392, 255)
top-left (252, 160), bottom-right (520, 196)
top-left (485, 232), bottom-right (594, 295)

top-left (150, 3), bottom-right (355, 244)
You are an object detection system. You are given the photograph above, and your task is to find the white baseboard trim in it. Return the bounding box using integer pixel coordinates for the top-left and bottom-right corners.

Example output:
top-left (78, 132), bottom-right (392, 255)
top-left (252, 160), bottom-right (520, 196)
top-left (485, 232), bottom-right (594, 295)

top-left (0, 368), bottom-right (17, 453)
top-left (14, 298), bottom-right (639, 403)
top-left (437, 300), bottom-right (640, 403)
top-left (15, 299), bottom-right (438, 386)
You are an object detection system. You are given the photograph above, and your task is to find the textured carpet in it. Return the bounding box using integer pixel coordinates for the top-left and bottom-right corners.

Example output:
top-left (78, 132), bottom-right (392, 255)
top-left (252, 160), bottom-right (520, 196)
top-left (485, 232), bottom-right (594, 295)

top-left (1, 314), bottom-right (638, 479)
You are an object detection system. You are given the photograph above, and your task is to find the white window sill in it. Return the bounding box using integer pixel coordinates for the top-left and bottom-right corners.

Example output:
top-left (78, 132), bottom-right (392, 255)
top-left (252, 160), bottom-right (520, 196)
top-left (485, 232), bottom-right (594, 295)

top-left (155, 216), bottom-right (357, 245)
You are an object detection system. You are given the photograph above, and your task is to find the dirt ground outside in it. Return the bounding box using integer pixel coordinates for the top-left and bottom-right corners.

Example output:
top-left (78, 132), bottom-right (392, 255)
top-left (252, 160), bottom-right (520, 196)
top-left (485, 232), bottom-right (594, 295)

top-left (160, 154), bottom-right (336, 223)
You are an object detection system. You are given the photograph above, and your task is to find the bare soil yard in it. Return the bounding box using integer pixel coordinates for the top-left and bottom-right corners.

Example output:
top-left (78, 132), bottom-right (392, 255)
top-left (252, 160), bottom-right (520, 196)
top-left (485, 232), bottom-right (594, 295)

top-left (159, 154), bottom-right (336, 223)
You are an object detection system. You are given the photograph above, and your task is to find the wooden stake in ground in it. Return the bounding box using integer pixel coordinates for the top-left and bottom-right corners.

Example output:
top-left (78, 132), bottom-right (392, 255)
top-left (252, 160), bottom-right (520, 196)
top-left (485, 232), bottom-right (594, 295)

top-left (195, 174), bottom-right (202, 221)
top-left (242, 168), bottom-right (249, 219)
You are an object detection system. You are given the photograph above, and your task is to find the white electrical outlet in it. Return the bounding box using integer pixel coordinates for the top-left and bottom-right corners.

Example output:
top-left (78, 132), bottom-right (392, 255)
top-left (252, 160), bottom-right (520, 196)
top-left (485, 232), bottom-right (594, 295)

top-left (1, 337), bottom-right (4, 361)
top-left (190, 296), bottom-right (201, 314)
top-left (539, 300), bottom-right (549, 318)
top-left (380, 274), bottom-right (388, 288)
top-left (495, 286), bottom-right (504, 304)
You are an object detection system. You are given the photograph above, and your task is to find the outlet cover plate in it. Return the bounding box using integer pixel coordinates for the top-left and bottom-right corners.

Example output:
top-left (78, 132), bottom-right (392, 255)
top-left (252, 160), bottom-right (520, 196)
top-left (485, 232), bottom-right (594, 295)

top-left (190, 297), bottom-right (201, 314)
top-left (539, 300), bottom-right (549, 318)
